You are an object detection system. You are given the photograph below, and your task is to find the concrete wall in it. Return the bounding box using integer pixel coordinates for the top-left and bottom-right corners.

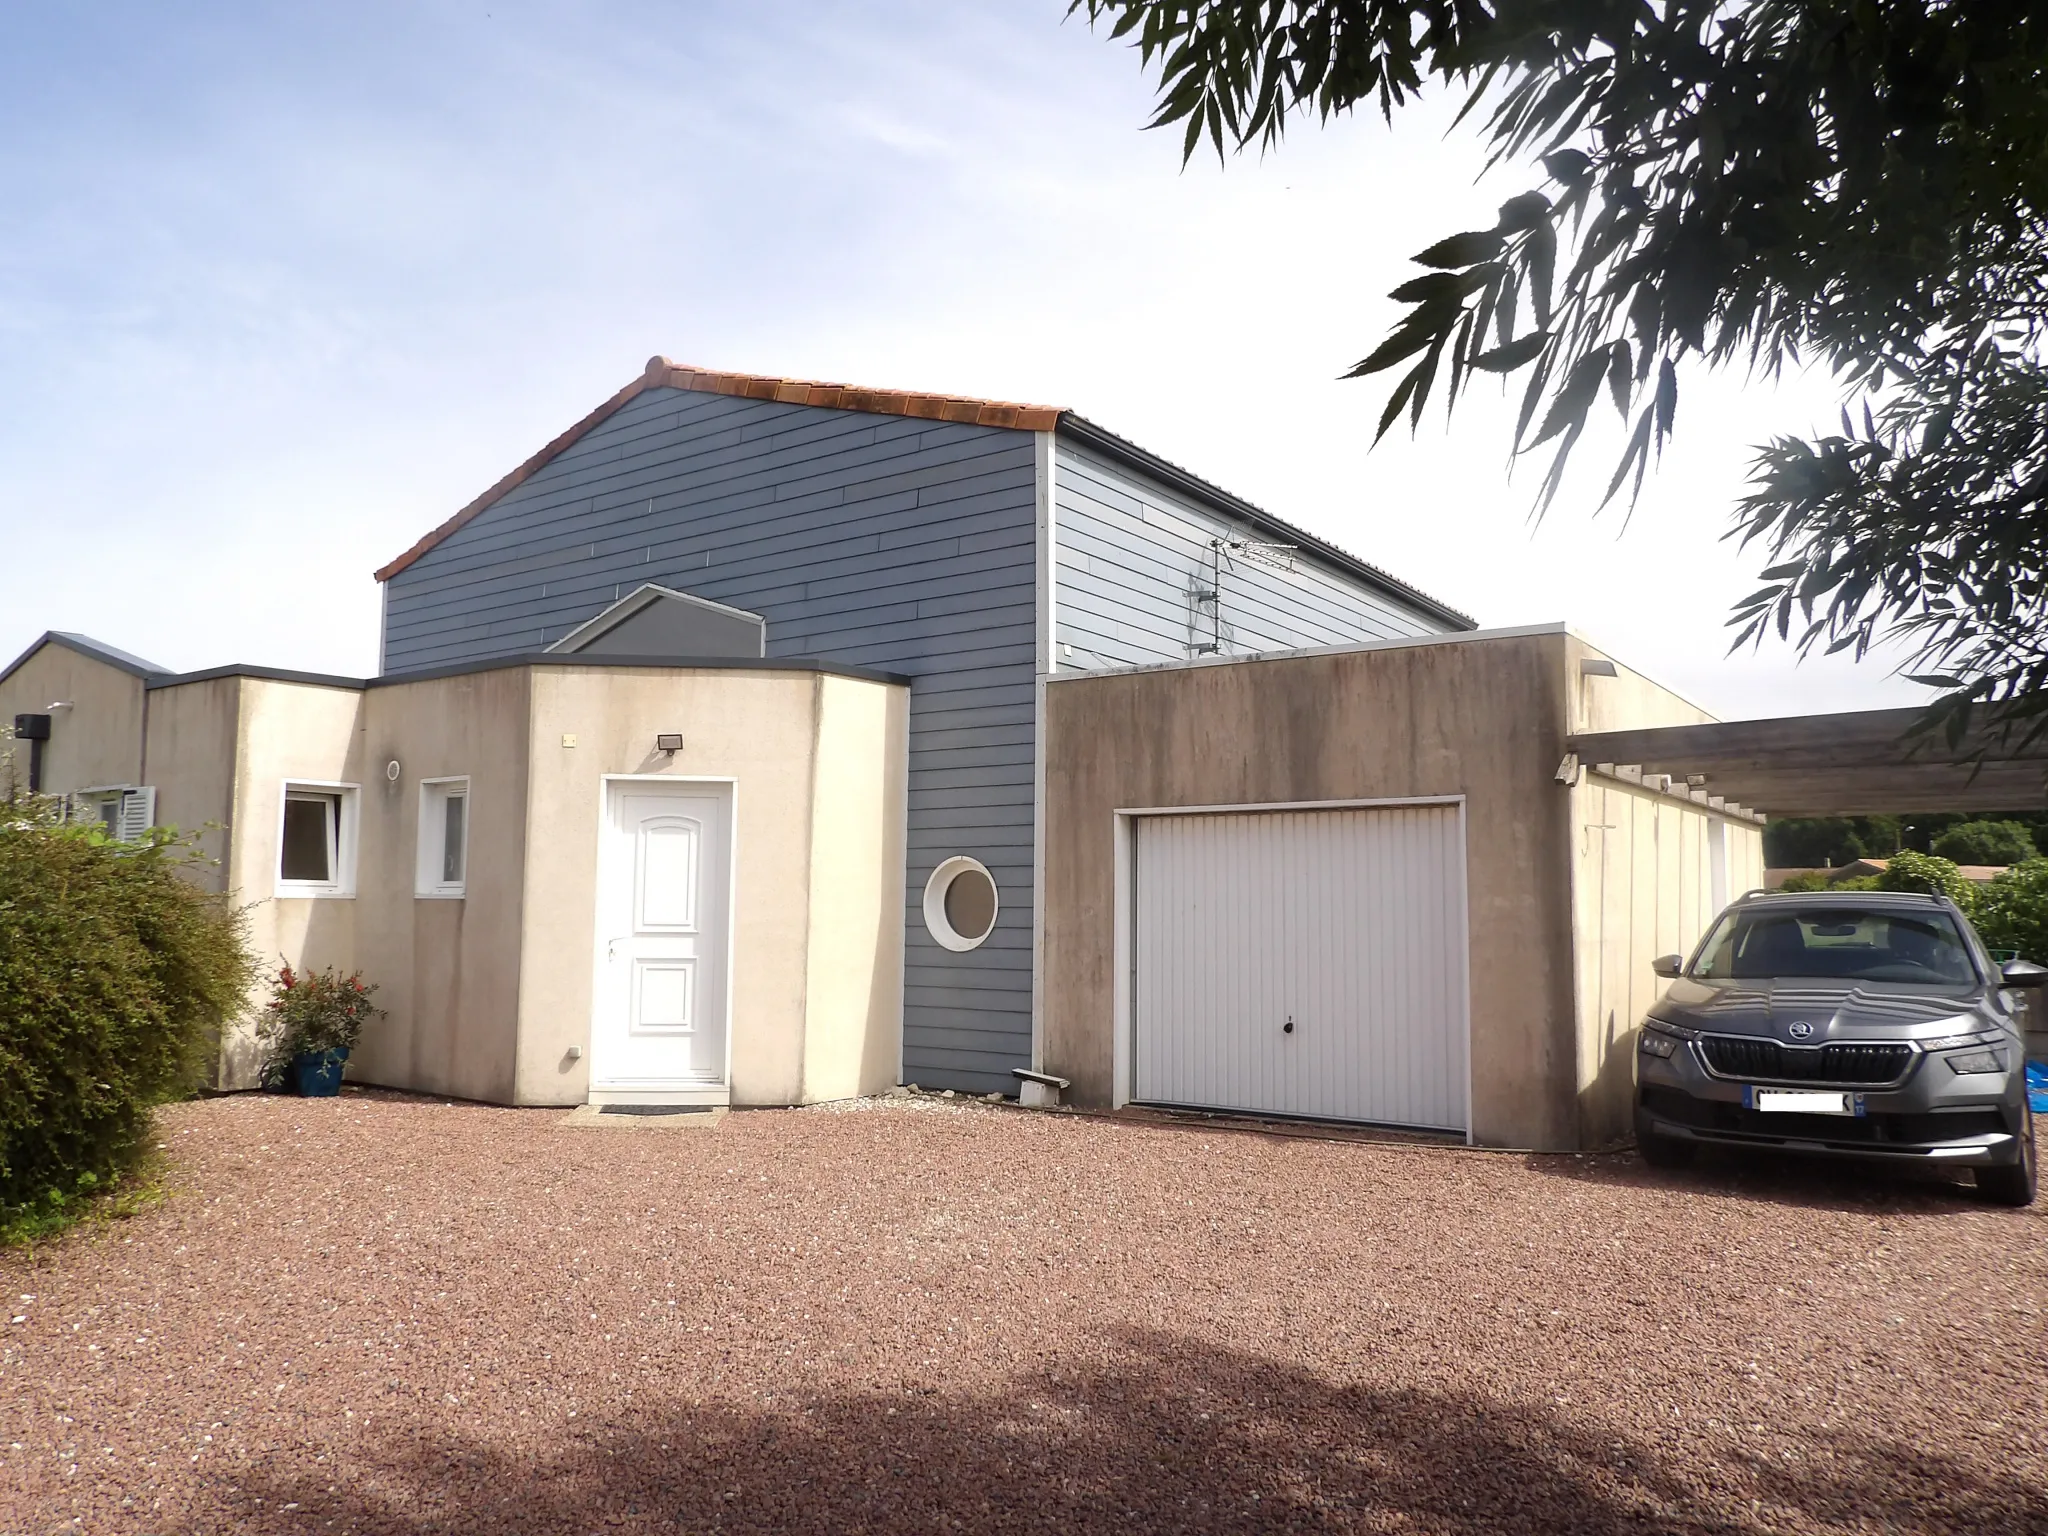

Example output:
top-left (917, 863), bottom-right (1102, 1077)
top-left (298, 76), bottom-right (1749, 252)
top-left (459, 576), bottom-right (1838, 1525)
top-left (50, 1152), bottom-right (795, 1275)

top-left (1043, 628), bottom-right (1582, 1150)
top-left (0, 643), bottom-right (146, 795)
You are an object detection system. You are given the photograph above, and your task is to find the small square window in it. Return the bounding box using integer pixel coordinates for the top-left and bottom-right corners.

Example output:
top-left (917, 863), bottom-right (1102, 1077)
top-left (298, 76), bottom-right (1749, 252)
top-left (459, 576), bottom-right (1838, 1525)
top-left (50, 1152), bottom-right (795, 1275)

top-left (417, 778), bottom-right (470, 898)
top-left (277, 783), bottom-right (357, 896)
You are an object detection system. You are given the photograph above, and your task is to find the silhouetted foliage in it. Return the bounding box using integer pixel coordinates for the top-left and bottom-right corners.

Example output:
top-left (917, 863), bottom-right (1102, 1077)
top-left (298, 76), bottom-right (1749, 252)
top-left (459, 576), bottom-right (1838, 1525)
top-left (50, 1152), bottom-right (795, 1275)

top-left (1075, 1), bottom-right (2048, 740)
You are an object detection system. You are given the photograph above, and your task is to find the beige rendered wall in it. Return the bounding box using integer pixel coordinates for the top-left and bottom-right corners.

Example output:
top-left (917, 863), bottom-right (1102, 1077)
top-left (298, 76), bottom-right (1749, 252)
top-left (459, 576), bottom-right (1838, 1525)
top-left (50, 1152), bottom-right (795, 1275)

top-left (515, 666), bottom-right (908, 1108)
top-left (801, 674), bottom-right (910, 1102)
top-left (1564, 637), bottom-right (1765, 1147)
top-left (1043, 630), bottom-right (1582, 1150)
top-left (347, 667), bottom-right (532, 1105)
top-left (221, 677), bottom-right (368, 1089)
top-left (139, 677), bottom-right (241, 889)
top-left (0, 644), bottom-right (146, 796)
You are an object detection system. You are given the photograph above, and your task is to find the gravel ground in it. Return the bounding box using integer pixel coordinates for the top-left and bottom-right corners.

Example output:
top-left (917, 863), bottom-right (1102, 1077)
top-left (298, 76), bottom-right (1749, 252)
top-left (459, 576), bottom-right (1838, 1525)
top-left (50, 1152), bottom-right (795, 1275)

top-left (2, 1089), bottom-right (2044, 1536)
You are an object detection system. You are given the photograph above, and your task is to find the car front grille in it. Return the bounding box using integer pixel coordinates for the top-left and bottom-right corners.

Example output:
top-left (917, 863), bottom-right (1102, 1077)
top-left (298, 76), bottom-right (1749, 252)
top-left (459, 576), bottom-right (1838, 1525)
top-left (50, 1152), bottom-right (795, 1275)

top-left (1697, 1037), bottom-right (1913, 1085)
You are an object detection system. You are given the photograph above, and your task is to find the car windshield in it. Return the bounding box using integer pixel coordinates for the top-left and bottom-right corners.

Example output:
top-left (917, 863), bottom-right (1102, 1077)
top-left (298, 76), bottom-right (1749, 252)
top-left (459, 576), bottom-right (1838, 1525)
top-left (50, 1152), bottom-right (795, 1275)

top-left (1691, 906), bottom-right (1978, 985)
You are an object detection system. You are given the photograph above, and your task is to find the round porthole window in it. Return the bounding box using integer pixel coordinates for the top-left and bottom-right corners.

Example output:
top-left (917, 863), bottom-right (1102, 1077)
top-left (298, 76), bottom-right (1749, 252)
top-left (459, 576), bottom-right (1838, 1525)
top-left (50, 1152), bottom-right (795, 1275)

top-left (923, 856), bottom-right (999, 952)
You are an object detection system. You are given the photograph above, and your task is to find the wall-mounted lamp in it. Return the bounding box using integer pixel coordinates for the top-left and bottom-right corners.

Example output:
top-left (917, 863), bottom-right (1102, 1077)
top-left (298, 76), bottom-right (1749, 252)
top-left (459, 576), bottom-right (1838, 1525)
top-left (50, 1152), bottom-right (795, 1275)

top-left (1579, 658), bottom-right (1619, 677)
top-left (45, 700), bottom-right (74, 712)
top-left (385, 760), bottom-right (402, 783)
top-left (655, 733), bottom-right (684, 754)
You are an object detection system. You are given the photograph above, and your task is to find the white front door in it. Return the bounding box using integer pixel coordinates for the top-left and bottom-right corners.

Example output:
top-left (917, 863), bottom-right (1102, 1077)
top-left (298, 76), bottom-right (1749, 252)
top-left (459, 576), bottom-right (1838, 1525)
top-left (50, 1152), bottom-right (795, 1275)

top-left (590, 781), bottom-right (733, 1103)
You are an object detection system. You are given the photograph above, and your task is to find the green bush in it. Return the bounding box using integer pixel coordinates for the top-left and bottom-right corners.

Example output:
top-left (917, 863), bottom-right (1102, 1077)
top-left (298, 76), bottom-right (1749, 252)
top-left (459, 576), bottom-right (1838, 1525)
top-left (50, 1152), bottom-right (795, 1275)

top-left (1774, 870), bottom-right (1834, 892)
top-left (1972, 859), bottom-right (2048, 964)
top-left (0, 800), bottom-right (255, 1226)
top-left (1874, 849), bottom-right (1977, 906)
top-left (1929, 819), bottom-right (2037, 867)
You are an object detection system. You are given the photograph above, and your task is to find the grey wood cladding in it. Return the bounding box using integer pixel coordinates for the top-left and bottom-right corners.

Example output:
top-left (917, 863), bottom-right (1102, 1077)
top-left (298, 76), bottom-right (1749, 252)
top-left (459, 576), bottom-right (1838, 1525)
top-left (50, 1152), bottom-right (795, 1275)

top-left (381, 385), bottom-right (1040, 1094)
top-left (1052, 438), bottom-right (1453, 671)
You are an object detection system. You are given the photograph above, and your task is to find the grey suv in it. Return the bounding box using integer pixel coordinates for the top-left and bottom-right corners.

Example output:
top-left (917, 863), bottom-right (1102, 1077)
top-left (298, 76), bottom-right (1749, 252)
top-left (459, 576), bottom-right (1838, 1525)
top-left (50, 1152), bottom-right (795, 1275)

top-left (1634, 889), bottom-right (2039, 1205)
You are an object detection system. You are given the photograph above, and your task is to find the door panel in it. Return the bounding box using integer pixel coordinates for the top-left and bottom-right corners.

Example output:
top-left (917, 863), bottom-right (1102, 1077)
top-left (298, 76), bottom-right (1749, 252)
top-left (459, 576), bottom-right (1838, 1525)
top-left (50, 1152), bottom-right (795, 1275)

top-left (1133, 806), bottom-right (1468, 1131)
top-left (592, 783), bottom-right (731, 1096)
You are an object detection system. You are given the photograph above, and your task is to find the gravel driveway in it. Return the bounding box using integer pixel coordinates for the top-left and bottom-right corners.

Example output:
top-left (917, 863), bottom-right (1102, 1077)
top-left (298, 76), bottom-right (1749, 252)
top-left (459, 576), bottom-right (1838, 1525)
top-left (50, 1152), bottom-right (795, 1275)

top-left (2, 1089), bottom-right (2043, 1535)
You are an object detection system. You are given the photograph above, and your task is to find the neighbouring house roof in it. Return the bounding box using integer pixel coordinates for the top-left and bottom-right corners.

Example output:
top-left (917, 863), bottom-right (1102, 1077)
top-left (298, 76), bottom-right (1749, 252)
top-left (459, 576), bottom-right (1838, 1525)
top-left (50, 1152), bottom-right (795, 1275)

top-left (0, 630), bottom-right (173, 690)
top-left (369, 356), bottom-right (1478, 630)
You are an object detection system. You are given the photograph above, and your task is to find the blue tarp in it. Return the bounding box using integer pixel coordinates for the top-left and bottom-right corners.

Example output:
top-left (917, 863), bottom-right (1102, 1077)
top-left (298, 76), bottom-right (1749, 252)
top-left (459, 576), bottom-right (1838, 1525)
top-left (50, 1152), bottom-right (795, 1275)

top-left (2028, 1059), bottom-right (2048, 1115)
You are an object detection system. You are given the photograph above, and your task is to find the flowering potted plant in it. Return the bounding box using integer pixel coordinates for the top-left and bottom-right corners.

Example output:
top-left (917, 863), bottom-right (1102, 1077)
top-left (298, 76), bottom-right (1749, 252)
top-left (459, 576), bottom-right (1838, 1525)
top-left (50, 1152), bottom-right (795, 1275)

top-left (258, 964), bottom-right (384, 1096)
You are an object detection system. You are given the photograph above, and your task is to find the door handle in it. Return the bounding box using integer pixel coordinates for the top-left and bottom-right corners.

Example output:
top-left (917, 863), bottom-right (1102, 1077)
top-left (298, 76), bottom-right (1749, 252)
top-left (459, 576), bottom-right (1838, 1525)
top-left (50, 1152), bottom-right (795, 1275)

top-left (607, 937), bottom-right (628, 961)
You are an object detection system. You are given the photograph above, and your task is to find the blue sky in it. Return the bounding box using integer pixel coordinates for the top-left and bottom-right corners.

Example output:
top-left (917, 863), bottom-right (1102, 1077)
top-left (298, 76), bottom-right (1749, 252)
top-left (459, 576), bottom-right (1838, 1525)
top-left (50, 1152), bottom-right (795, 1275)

top-left (0, 1), bottom-right (1921, 717)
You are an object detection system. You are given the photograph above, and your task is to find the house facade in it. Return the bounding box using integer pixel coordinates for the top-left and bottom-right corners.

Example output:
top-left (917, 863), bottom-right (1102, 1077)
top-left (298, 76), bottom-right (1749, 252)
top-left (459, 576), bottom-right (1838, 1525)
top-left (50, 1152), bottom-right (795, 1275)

top-left (5, 359), bottom-right (1772, 1149)
top-left (374, 359), bottom-right (1473, 1095)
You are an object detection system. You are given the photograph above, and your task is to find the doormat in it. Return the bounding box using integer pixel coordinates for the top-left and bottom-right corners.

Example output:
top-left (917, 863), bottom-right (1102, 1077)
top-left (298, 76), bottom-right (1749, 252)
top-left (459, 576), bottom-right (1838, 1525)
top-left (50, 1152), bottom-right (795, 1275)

top-left (558, 1103), bottom-right (726, 1131)
top-left (600, 1104), bottom-right (718, 1116)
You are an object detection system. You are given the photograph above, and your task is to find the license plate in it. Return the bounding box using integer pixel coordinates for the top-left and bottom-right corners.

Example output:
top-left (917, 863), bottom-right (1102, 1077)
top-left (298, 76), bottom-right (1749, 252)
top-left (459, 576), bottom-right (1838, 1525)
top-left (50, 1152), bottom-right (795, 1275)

top-left (1744, 1087), bottom-right (1863, 1116)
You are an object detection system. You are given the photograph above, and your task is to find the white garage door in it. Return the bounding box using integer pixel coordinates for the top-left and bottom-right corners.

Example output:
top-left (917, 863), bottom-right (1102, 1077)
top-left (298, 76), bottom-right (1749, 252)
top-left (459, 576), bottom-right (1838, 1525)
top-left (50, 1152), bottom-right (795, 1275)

top-left (1133, 804), bottom-right (1469, 1132)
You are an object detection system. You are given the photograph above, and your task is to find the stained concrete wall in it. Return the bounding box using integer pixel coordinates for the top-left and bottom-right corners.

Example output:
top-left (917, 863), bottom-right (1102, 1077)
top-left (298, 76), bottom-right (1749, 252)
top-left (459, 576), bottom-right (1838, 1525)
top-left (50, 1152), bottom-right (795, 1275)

top-left (1044, 628), bottom-right (1582, 1150)
top-left (0, 643), bottom-right (147, 795)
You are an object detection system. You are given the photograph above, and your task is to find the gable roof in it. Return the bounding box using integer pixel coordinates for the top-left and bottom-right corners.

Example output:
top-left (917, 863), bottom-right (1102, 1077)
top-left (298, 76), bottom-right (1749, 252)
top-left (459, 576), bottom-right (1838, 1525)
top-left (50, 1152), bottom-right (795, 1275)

top-left (0, 630), bottom-right (172, 690)
top-left (369, 356), bottom-right (1475, 630)
top-left (374, 357), bottom-right (1064, 582)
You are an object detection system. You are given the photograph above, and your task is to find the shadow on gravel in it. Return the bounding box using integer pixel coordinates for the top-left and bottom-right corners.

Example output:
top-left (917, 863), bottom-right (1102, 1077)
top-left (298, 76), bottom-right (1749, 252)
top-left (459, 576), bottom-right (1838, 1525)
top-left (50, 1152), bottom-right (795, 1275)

top-left (200, 1329), bottom-right (2038, 1536)
top-left (1525, 1145), bottom-right (2000, 1216)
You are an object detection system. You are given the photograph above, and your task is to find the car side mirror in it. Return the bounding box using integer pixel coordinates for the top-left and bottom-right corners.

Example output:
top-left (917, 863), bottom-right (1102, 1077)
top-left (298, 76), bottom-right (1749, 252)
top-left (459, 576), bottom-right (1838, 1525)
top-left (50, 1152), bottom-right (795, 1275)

top-left (1652, 954), bottom-right (1684, 979)
top-left (1999, 958), bottom-right (2048, 987)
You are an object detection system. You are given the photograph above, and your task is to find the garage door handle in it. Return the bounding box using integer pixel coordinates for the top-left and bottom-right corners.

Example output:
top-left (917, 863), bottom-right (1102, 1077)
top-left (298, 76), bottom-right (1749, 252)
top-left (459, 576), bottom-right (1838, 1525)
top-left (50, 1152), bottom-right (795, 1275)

top-left (1283, 1016), bottom-right (1294, 1034)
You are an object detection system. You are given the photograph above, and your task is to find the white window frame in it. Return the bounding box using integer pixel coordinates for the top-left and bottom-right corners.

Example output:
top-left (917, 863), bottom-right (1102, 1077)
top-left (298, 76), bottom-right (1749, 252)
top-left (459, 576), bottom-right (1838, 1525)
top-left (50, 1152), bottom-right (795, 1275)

top-left (416, 776), bottom-right (471, 898)
top-left (923, 855), bottom-right (1000, 952)
top-left (276, 780), bottom-right (359, 898)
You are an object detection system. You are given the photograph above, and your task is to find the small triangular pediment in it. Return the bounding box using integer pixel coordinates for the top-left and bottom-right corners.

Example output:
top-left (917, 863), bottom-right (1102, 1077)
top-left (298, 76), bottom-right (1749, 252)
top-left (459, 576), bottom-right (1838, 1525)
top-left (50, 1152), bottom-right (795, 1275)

top-left (547, 584), bottom-right (766, 660)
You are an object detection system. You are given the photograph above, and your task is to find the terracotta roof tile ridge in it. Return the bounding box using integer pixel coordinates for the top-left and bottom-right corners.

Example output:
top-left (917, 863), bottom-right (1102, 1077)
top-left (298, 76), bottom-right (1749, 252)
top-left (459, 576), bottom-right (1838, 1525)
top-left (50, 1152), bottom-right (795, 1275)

top-left (374, 356), bottom-right (1067, 581)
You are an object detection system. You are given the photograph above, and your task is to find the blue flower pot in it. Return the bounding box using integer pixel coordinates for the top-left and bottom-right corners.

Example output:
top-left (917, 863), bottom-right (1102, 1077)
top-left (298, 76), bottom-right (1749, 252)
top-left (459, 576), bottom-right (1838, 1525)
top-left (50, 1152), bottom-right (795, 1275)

top-left (292, 1047), bottom-right (350, 1097)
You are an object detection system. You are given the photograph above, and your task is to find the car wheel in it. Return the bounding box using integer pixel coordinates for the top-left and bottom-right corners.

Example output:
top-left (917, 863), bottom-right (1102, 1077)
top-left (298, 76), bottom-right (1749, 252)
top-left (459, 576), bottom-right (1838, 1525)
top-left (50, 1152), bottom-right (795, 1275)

top-left (1634, 1107), bottom-right (1696, 1170)
top-left (1976, 1101), bottom-right (2037, 1208)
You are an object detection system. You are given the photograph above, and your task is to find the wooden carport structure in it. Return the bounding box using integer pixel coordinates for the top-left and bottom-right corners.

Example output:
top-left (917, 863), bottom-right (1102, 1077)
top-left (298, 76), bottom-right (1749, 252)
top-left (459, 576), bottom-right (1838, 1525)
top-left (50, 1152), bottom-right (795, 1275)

top-left (1567, 706), bottom-right (2048, 819)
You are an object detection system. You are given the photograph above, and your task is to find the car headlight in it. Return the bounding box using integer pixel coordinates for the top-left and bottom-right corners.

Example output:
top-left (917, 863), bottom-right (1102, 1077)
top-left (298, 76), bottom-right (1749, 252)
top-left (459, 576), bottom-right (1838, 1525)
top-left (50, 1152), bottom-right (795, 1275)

top-left (1946, 1047), bottom-right (2008, 1076)
top-left (1921, 1032), bottom-right (1993, 1052)
top-left (1638, 1032), bottom-right (1677, 1059)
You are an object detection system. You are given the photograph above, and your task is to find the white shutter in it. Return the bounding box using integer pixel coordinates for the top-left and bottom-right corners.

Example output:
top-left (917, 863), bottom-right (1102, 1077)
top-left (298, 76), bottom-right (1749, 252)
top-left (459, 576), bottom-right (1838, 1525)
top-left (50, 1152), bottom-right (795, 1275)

top-left (117, 786), bottom-right (156, 842)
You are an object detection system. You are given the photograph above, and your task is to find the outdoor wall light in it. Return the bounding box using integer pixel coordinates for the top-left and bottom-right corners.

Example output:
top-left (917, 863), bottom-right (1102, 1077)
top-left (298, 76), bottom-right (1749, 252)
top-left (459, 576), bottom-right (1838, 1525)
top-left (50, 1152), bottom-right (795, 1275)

top-left (385, 760), bottom-right (402, 783)
top-left (1580, 658), bottom-right (1619, 677)
top-left (655, 733), bottom-right (685, 754)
